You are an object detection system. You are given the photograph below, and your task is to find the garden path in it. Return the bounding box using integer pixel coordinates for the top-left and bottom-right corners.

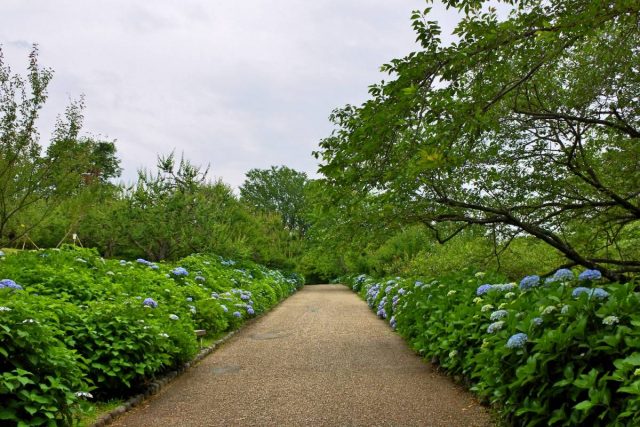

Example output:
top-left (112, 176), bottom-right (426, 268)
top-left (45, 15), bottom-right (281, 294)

top-left (111, 285), bottom-right (492, 426)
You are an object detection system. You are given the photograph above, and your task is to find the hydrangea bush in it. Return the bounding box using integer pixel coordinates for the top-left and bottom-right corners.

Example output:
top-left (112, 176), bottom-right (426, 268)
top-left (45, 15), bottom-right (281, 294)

top-left (346, 269), bottom-right (640, 426)
top-left (0, 246), bottom-right (304, 423)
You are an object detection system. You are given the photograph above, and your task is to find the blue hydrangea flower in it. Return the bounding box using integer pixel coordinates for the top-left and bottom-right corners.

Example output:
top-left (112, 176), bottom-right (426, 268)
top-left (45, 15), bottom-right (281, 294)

top-left (414, 281), bottom-right (424, 288)
top-left (572, 287), bottom-right (590, 298)
top-left (591, 288), bottom-right (609, 300)
top-left (519, 275), bottom-right (540, 290)
top-left (171, 267), bottom-right (189, 276)
top-left (531, 317), bottom-right (543, 326)
top-left (0, 279), bottom-right (23, 290)
top-left (195, 275), bottom-right (205, 282)
top-left (221, 304), bottom-right (228, 313)
top-left (397, 288), bottom-right (406, 295)
top-left (143, 298), bottom-right (158, 308)
top-left (247, 307), bottom-right (255, 315)
top-left (506, 333), bottom-right (528, 349)
top-left (366, 284), bottom-right (381, 307)
top-left (553, 268), bottom-right (574, 281)
top-left (385, 286), bottom-right (393, 294)
top-left (232, 311), bottom-right (242, 318)
top-left (392, 295), bottom-right (400, 308)
top-left (119, 260), bottom-right (127, 265)
top-left (377, 308), bottom-right (387, 319)
top-left (572, 287), bottom-right (609, 300)
top-left (578, 269), bottom-right (602, 281)
top-left (389, 316), bottom-right (397, 330)
top-left (240, 294), bottom-right (250, 301)
top-left (487, 321), bottom-right (505, 333)
top-left (136, 258), bottom-right (151, 266)
top-left (490, 310), bottom-right (508, 321)
top-left (494, 283), bottom-right (517, 292)
top-left (150, 264), bottom-right (159, 270)
top-left (476, 284), bottom-right (492, 296)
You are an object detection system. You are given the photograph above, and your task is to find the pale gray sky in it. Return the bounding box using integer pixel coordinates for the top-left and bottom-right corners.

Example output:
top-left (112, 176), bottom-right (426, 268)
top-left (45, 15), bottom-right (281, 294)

top-left (1, 1), bottom-right (460, 188)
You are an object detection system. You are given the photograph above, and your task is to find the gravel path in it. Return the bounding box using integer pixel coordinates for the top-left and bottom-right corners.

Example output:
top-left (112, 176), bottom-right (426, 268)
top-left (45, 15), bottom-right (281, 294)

top-left (111, 285), bottom-right (493, 426)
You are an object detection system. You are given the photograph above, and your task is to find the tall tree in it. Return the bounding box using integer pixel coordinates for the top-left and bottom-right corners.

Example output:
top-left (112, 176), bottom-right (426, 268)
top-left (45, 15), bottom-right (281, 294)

top-left (240, 166), bottom-right (310, 235)
top-left (316, 0), bottom-right (640, 281)
top-left (0, 46), bottom-right (109, 245)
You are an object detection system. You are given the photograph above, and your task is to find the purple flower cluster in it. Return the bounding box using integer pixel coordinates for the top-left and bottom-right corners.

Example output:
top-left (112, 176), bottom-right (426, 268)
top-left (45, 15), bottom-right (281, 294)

top-left (578, 269), bottom-right (602, 281)
top-left (392, 294), bottom-right (400, 309)
top-left (506, 333), bottom-right (528, 349)
top-left (377, 297), bottom-right (387, 318)
top-left (519, 275), bottom-right (541, 290)
top-left (366, 284), bottom-right (381, 308)
top-left (136, 258), bottom-right (158, 269)
top-left (171, 267), bottom-right (189, 277)
top-left (390, 316), bottom-right (397, 330)
top-left (476, 284), bottom-right (492, 296)
top-left (143, 297), bottom-right (158, 308)
top-left (0, 279), bottom-right (23, 290)
top-left (572, 287), bottom-right (609, 300)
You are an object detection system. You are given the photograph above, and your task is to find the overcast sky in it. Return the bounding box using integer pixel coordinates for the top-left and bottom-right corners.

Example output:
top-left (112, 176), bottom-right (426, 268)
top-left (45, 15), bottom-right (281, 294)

top-left (1, 1), bottom-right (460, 189)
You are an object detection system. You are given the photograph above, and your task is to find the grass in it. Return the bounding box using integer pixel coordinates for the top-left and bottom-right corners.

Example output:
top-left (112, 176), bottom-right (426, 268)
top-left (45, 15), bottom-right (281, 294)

top-left (73, 400), bottom-right (124, 426)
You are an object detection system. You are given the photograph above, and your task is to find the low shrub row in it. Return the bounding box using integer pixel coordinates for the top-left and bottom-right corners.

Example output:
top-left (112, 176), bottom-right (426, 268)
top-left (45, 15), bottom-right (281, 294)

top-left (347, 269), bottom-right (640, 426)
top-left (0, 246), bottom-right (303, 425)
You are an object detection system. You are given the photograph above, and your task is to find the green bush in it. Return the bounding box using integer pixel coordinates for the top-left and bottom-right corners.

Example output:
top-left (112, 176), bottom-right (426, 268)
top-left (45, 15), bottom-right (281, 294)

top-left (0, 293), bottom-right (88, 425)
top-left (347, 270), bottom-right (640, 426)
top-left (0, 247), bottom-right (304, 424)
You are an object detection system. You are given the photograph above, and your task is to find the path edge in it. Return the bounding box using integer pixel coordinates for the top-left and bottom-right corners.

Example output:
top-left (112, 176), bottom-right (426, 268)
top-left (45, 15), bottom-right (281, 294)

top-left (90, 288), bottom-right (301, 427)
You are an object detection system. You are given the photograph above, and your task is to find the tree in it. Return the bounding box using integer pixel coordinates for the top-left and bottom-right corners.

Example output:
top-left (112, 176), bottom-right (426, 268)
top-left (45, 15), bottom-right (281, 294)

top-left (315, 0), bottom-right (640, 281)
top-left (240, 166), bottom-right (310, 235)
top-left (0, 46), bottom-right (110, 246)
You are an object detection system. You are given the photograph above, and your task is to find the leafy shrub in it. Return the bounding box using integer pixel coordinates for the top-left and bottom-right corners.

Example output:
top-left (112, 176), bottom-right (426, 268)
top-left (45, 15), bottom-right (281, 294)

top-left (0, 293), bottom-right (88, 425)
top-left (0, 247), bottom-right (304, 423)
top-left (347, 269), bottom-right (640, 426)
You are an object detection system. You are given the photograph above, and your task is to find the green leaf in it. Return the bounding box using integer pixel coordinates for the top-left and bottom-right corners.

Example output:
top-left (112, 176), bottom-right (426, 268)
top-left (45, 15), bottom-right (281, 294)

top-left (574, 401), bottom-right (594, 411)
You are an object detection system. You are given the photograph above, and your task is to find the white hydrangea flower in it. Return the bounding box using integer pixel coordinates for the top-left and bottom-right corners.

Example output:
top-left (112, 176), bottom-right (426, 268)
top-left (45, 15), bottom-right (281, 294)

top-left (481, 304), bottom-right (494, 313)
top-left (75, 392), bottom-right (93, 399)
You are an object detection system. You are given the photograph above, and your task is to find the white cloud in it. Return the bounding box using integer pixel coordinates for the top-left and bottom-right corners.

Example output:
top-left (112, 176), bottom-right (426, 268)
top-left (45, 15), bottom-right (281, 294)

top-left (0, 0), bottom-right (461, 188)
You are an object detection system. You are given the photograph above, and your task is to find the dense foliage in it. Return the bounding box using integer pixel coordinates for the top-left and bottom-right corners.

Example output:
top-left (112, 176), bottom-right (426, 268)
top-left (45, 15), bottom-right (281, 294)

top-left (314, 0), bottom-right (640, 281)
top-left (347, 270), bottom-right (640, 426)
top-left (0, 247), bottom-right (303, 425)
top-left (240, 165), bottom-right (310, 235)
